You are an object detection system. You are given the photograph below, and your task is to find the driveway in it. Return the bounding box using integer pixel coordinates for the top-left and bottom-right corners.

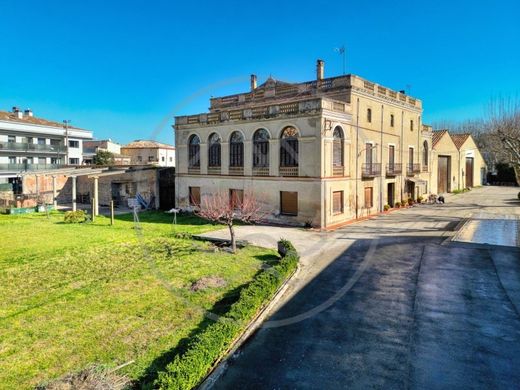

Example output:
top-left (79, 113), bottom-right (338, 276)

top-left (207, 186), bottom-right (520, 389)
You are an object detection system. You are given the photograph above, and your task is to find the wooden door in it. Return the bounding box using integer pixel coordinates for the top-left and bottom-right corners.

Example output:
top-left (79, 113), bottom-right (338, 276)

top-left (465, 157), bottom-right (474, 188)
top-left (387, 183), bottom-right (395, 207)
top-left (280, 191), bottom-right (298, 215)
top-left (438, 156), bottom-right (450, 193)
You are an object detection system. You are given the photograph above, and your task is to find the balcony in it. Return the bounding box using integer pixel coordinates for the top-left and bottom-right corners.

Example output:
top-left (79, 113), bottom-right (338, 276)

top-left (187, 165), bottom-right (200, 174)
top-left (207, 166), bottom-right (221, 175)
top-left (361, 163), bottom-right (381, 178)
top-left (228, 166), bottom-right (244, 176)
top-left (386, 163), bottom-right (402, 177)
top-left (279, 166), bottom-right (298, 177)
top-left (333, 165), bottom-right (345, 176)
top-left (0, 163), bottom-right (65, 172)
top-left (0, 142), bottom-right (67, 154)
top-left (253, 167), bottom-right (269, 176)
top-left (407, 163), bottom-right (421, 175)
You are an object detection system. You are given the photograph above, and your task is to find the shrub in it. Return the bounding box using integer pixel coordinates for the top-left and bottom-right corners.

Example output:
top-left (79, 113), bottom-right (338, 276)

top-left (407, 198), bottom-right (414, 206)
top-left (173, 232), bottom-right (193, 240)
top-left (383, 204), bottom-right (390, 211)
top-left (400, 200), bottom-right (407, 207)
top-left (417, 196), bottom-right (424, 204)
top-left (394, 202), bottom-right (401, 209)
top-left (155, 241), bottom-right (299, 390)
top-left (63, 210), bottom-right (87, 224)
top-left (278, 238), bottom-right (296, 257)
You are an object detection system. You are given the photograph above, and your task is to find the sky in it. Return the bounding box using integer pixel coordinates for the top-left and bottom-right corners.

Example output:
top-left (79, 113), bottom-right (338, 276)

top-left (0, 0), bottom-right (519, 145)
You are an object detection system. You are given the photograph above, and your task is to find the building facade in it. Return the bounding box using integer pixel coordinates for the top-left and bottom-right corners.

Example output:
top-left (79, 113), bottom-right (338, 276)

top-left (83, 139), bottom-right (131, 165)
top-left (0, 107), bottom-right (93, 186)
top-left (121, 140), bottom-right (176, 167)
top-left (174, 60), bottom-right (435, 229)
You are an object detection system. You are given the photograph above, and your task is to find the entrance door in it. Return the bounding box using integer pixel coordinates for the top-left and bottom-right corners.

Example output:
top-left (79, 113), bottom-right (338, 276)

top-left (387, 183), bottom-right (395, 207)
top-left (438, 156), bottom-right (451, 193)
top-left (465, 157), bottom-right (474, 188)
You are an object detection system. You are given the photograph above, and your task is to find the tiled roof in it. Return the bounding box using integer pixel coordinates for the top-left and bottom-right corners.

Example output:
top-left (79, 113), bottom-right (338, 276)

top-left (450, 133), bottom-right (471, 150)
top-left (432, 130), bottom-right (448, 146)
top-left (0, 110), bottom-right (85, 130)
top-left (123, 140), bottom-right (175, 149)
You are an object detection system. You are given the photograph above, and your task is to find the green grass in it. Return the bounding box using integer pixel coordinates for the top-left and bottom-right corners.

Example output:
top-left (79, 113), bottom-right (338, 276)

top-left (0, 211), bottom-right (278, 389)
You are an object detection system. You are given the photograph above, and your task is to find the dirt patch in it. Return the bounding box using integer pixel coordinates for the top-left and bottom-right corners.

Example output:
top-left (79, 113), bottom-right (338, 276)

top-left (37, 367), bottom-right (129, 390)
top-left (190, 276), bottom-right (227, 292)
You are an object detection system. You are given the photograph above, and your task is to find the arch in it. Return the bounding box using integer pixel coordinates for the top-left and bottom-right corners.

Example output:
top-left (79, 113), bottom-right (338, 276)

top-left (208, 132), bottom-right (221, 167)
top-left (332, 126), bottom-right (344, 168)
top-left (229, 130), bottom-right (244, 167)
top-left (188, 134), bottom-right (200, 168)
top-left (253, 128), bottom-right (270, 168)
top-left (423, 140), bottom-right (429, 167)
top-left (280, 126), bottom-right (299, 167)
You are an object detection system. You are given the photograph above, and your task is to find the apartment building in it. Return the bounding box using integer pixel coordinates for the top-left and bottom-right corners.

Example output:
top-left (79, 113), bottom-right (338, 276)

top-left (174, 60), bottom-right (433, 229)
top-left (0, 107), bottom-right (93, 184)
top-left (83, 139), bottom-right (131, 165)
top-left (121, 140), bottom-right (176, 167)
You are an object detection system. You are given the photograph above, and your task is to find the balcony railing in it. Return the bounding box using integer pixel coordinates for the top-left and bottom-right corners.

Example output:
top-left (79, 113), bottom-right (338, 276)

top-left (0, 163), bottom-right (65, 171)
top-left (386, 163), bottom-right (402, 176)
top-left (207, 166), bottom-right (221, 175)
top-left (361, 163), bottom-right (381, 178)
top-left (187, 166), bottom-right (200, 174)
top-left (407, 163), bottom-right (421, 175)
top-left (0, 142), bottom-right (67, 153)
top-left (279, 166), bottom-right (298, 177)
top-left (253, 167), bottom-right (269, 176)
top-left (333, 165), bottom-right (344, 176)
top-left (228, 166), bottom-right (244, 176)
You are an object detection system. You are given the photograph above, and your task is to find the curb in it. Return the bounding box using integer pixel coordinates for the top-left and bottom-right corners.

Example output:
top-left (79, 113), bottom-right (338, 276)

top-left (198, 261), bottom-right (301, 389)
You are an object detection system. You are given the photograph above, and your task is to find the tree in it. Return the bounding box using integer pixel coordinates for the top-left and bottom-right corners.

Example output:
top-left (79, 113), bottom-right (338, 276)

top-left (488, 98), bottom-right (520, 185)
top-left (195, 190), bottom-right (265, 253)
top-left (93, 150), bottom-right (115, 166)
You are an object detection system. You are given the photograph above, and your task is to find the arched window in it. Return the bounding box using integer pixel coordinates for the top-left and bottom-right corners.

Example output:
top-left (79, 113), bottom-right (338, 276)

top-left (333, 126), bottom-right (344, 168)
top-left (208, 133), bottom-right (221, 167)
top-left (423, 140), bottom-right (429, 167)
top-left (280, 126), bottom-right (299, 167)
top-left (253, 129), bottom-right (270, 168)
top-left (229, 131), bottom-right (244, 167)
top-left (188, 134), bottom-right (200, 168)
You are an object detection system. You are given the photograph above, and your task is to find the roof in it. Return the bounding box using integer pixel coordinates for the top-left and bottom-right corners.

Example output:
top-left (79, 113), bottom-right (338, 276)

top-left (122, 140), bottom-right (175, 150)
top-left (432, 130), bottom-right (449, 147)
top-left (450, 133), bottom-right (471, 150)
top-left (0, 110), bottom-right (86, 131)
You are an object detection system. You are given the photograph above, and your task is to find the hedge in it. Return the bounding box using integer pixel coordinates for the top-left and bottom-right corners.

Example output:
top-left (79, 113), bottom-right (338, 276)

top-left (156, 239), bottom-right (299, 390)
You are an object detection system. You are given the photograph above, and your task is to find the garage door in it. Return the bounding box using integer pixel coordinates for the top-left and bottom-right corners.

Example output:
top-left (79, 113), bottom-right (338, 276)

top-left (438, 156), bottom-right (450, 193)
top-left (466, 157), bottom-right (474, 188)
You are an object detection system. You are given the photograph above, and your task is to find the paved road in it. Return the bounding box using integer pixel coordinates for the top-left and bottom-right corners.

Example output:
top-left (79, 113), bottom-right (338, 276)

top-left (210, 187), bottom-right (520, 389)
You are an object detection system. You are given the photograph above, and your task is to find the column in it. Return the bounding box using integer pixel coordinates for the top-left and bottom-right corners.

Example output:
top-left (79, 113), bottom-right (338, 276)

top-left (221, 142), bottom-right (229, 175)
top-left (72, 176), bottom-right (77, 211)
top-left (243, 140), bottom-right (252, 176)
top-left (52, 175), bottom-right (57, 208)
top-left (93, 176), bottom-right (99, 216)
top-left (269, 139), bottom-right (279, 176)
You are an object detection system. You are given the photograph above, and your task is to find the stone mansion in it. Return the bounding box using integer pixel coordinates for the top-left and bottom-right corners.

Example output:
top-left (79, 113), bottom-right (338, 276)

top-left (174, 60), bottom-right (445, 229)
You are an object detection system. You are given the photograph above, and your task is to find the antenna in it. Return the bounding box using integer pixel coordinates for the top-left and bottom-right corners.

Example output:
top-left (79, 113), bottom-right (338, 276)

top-left (334, 46), bottom-right (346, 75)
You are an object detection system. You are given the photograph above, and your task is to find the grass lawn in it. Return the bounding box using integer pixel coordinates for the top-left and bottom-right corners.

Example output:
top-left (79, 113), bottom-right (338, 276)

top-left (0, 211), bottom-right (278, 389)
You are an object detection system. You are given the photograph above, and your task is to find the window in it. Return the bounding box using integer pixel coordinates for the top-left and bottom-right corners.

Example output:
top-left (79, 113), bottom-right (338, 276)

top-left (365, 143), bottom-right (373, 164)
top-left (410, 120), bottom-right (414, 131)
top-left (149, 156), bottom-right (155, 162)
top-left (38, 138), bottom-right (46, 145)
top-left (169, 157), bottom-right (173, 162)
top-left (389, 145), bottom-right (395, 166)
top-left (229, 189), bottom-right (244, 209)
top-left (333, 191), bottom-right (344, 215)
top-left (189, 186), bottom-right (201, 206)
top-left (69, 158), bottom-right (79, 165)
top-left (280, 191), bottom-right (298, 216)
top-left (390, 114), bottom-right (395, 127)
top-left (50, 139), bottom-right (61, 146)
top-left (24, 136), bottom-right (33, 144)
top-left (333, 126), bottom-right (344, 167)
top-left (161, 156), bottom-right (165, 162)
top-left (51, 157), bottom-right (61, 164)
top-left (26, 157), bottom-right (34, 164)
top-left (68, 140), bottom-right (79, 148)
top-left (38, 157), bottom-right (46, 164)
top-left (423, 141), bottom-right (429, 167)
top-left (208, 133), bottom-right (221, 167)
top-left (280, 126), bottom-right (299, 167)
top-left (253, 129), bottom-right (270, 167)
top-left (364, 187), bottom-right (373, 208)
top-left (367, 108), bottom-right (372, 123)
top-left (137, 155), bottom-right (143, 162)
top-left (188, 134), bottom-right (200, 168)
top-left (8, 135), bottom-right (15, 143)
top-left (229, 131), bottom-right (244, 167)
top-left (409, 147), bottom-right (414, 166)
top-left (8, 156), bottom-right (16, 164)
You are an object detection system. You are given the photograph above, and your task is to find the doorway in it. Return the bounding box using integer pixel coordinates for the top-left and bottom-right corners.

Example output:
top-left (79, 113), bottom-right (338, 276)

top-left (465, 157), bottom-right (474, 188)
top-left (387, 183), bottom-right (395, 207)
top-left (438, 156), bottom-right (451, 193)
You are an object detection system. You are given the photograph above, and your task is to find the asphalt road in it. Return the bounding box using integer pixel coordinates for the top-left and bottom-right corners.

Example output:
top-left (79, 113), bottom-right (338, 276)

top-left (211, 187), bottom-right (520, 389)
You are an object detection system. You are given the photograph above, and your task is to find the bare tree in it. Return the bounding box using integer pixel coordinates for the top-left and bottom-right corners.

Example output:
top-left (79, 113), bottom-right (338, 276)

top-left (488, 97), bottom-right (520, 184)
top-left (195, 190), bottom-right (265, 253)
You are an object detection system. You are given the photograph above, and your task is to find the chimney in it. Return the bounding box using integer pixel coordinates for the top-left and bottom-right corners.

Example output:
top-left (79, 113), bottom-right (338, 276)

top-left (316, 59), bottom-right (324, 80)
top-left (24, 108), bottom-right (33, 117)
top-left (12, 106), bottom-right (23, 119)
top-left (250, 74), bottom-right (257, 91)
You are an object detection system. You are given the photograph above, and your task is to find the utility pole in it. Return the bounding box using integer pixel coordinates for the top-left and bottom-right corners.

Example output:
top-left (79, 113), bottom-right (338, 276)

top-left (63, 120), bottom-right (71, 165)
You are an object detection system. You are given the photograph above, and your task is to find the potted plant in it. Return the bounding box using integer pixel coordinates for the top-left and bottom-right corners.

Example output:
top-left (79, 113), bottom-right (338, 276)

top-left (394, 202), bottom-right (401, 209)
top-left (383, 204), bottom-right (390, 212)
top-left (417, 196), bottom-right (424, 204)
top-left (401, 200), bottom-right (407, 207)
top-left (407, 198), bottom-right (414, 206)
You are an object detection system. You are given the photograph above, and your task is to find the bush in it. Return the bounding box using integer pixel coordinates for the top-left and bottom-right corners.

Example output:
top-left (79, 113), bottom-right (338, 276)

top-left (416, 196), bottom-right (424, 204)
top-left (63, 210), bottom-right (87, 224)
top-left (400, 200), bottom-right (407, 207)
top-left (173, 232), bottom-right (193, 240)
top-left (278, 238), bottom-right (296, 257)
top-left (383, 204), bottom-right (390, 211)
top-left (156, 241), bottom-right (299, 390)
top-left (394, 202), bottom-right (401, 209)
top-left (407, 198), bottom-right (414, 206)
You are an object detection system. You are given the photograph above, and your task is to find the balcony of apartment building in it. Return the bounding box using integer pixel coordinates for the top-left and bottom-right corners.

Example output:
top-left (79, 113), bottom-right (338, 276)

top-left (385, 163), bottom-right (402, 177)
top-left (361, 163), bottom-right (381, 178)
top-left (0, 141), bottom-right (67, 154)
top-left (0, 162), bottom-right (64, 171)
top-left (407, 163), bottom-right (421, 175)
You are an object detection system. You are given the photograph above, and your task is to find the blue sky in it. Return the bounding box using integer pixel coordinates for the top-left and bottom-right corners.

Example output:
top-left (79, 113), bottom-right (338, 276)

top-left (0, 0), bottom-right (518, 144)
